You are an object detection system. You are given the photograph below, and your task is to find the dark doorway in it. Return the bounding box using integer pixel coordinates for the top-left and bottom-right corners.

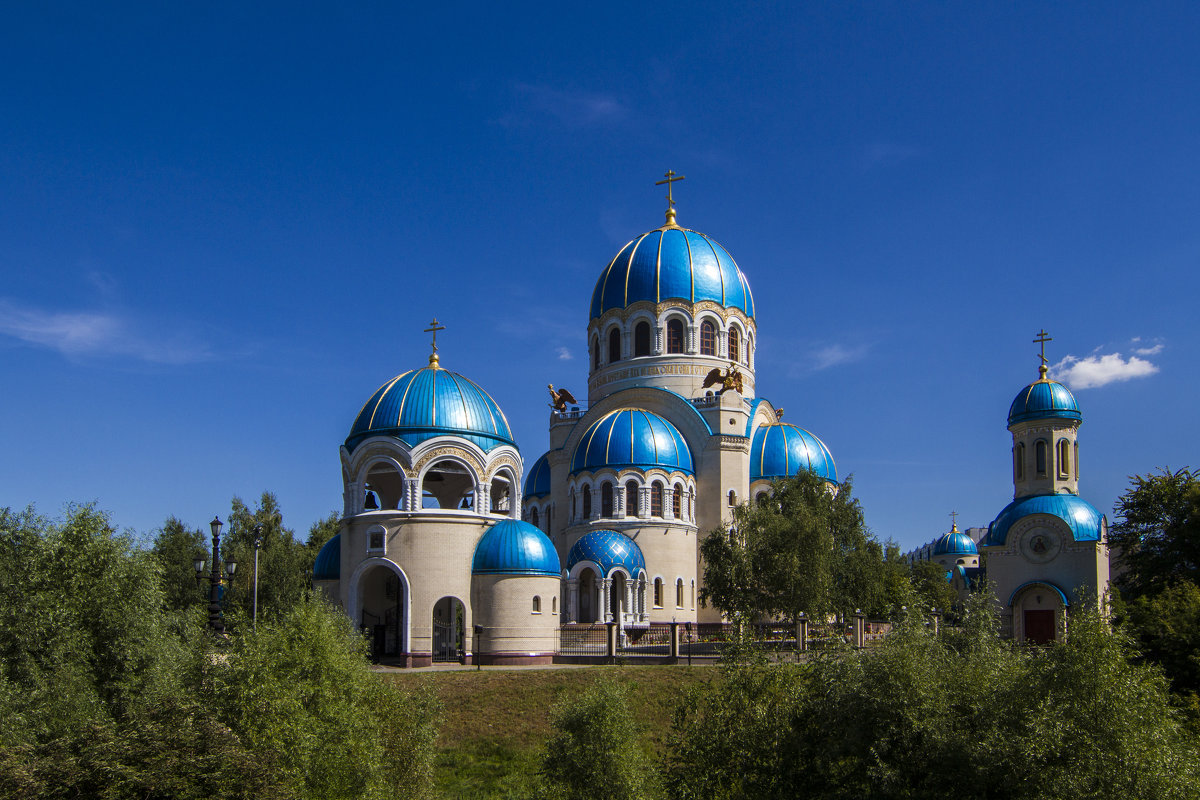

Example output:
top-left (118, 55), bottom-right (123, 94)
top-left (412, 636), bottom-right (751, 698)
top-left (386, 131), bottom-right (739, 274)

top-left (1024, 609), bottom-right (1056, 644)
top-left (432, 596), bottom-right (465, 663)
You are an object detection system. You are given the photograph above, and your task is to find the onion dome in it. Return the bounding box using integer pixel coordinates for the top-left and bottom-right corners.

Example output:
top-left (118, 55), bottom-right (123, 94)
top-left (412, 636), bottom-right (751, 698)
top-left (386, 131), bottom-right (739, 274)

top-left (570, 409), bottom-right (694, 476)
top-left (567, 530), bottom-right (646, 576)
top-left (346, 358), bottom-right (515, 453)
top-left (524, 452), bottom-right (552, 500)
top-left (984, 494), bottom-right (1105, 547)
top-left (932, 526), bottom-right (979, 557)
top-left (471, 519), bottom-right (560, 576)
top-left (750, 423), bottom-right (837, 484)
top-left (589, 226), bottom-right (755, 322)
top-left (1008, 366), bottom-right (1081, 426)
top-left (313, 534), bottom-right (340, 581)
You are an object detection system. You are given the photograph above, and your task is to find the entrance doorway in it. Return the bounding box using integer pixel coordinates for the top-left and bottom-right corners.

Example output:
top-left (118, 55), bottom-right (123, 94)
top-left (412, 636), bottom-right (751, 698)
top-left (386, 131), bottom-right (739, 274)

top-left (578, 568), bottom-right (596, 623)
top-left (1024, 609), bottom-right (1056, 644)
top-left (358, 565), bottom-right (405, 659)
top-left (432, 596), bottom-right (465, 662)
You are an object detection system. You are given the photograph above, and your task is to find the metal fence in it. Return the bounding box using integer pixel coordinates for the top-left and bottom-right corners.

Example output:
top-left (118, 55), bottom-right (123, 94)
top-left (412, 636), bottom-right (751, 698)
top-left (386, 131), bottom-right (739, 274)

top-left (556, 624), bottom-right (608, 656)
top-left (617, 623), bottom-right (672, 657)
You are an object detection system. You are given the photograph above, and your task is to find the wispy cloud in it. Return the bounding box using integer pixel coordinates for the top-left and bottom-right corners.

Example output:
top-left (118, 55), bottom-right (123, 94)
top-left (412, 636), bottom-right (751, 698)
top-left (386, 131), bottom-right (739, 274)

top-left (498, 83), bottom-right (629, 128)
top-left (0, 298), bottom-right (215, 364)
top-left (1050, 342), bottom-right (1162, 389)
top-left (555, 347), bottom-right (573, 361)
top-left (811, 342), bottom-right (870, 371)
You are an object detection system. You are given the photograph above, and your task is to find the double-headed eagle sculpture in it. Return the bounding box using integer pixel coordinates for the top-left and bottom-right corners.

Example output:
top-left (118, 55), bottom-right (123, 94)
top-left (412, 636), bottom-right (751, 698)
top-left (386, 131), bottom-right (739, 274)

top-left (548, 384), bottom-right (578, 412)
top-left (702, 365), bottom-right (744, 395)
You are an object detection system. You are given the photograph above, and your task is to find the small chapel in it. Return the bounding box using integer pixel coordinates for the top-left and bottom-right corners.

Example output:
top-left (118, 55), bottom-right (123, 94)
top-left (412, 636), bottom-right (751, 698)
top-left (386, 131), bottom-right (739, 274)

top-left (312, 177), bottom-right (1110, 664)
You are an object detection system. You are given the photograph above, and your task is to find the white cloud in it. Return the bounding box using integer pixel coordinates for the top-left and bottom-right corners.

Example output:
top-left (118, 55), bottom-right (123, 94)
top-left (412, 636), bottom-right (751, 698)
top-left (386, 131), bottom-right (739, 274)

top-left (555, 346), bottom-right (573, 361)
top-left (811, 342), bottom-right (869, 371)
top-left (1050, 351), bottom-right (1159, 389)
top-left (0, 299), bottom-right (214, 364)
top-left (1133, 343), bottom-right (1164, 356)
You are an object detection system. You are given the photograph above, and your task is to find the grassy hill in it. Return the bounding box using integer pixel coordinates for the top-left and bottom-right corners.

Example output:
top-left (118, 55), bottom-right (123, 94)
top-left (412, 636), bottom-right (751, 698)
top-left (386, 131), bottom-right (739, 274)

top-left (387, 665), bottom-right (716, 799)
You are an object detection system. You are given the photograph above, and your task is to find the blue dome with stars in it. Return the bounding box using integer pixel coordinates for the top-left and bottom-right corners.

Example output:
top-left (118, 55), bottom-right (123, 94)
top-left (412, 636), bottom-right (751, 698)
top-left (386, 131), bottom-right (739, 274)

top-left (589, 225), bottom-right (755, 322)
top-left (749, 423), bottom-right (837, 484)
top-left (567, 530), bottom-right (646, 576)
top-left (571, 409), bottom-right (694, 476)
top-left (346, 357), bottom-right (516, 454)
top-left (471, 519), bottom-right (560, 576)
top-left (523, 452), bottom-right (552, 500)
top-left (1008, 375), bottom-right (1081, 426)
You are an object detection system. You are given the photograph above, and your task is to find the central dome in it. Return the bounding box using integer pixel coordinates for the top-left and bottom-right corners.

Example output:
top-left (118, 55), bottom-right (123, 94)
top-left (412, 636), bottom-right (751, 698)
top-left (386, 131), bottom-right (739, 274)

top-left (589, 226), bottom-right (755, 322)
top-left (346, 360), bottom-right (515, 453)
top-left (571, 408), bottom-right (694, 475)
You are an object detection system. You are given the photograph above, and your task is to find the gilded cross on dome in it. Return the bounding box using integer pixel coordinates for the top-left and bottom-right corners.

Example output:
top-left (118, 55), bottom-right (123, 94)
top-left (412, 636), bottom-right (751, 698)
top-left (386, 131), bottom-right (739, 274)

top-left (424, 318), bottom-right (446, 366)
top-left (949, 510), bottom-right (959, 532)
top-left (655, 169), bottom-right (686, 227)
top-left (1033, 329), bottom-right (1053, 379)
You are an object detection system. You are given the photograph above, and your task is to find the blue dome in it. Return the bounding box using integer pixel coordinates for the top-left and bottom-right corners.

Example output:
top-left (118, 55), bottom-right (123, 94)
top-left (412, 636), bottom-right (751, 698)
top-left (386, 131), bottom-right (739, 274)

top-left (1008, 377), bottom-right (1081, 426)
top-left (524, 452), bottom-right (552, 499)
top-left (932, 529), bottom-right (979, 557)
top-left (749, 424), bottom-right (837, 484)
top-left (985, 493), bottom-right (1105, 547)
top-left (347, 360), bottom-right (515, 453)
top-left (313, 533), bottom-right (340, 581)
top-left (567, 530), bottom-right (646, 576)
top-left (471, 519), bottom-right (560, 576)
top-left (589, 226), bottom-right (755, 321)
top-left (570, 409), bottom-right (694, 476)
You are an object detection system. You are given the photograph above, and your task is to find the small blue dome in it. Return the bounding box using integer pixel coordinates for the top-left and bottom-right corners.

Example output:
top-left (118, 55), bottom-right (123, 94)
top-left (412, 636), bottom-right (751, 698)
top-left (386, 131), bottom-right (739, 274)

top-left (567, 530), bottom-right (646, 576)
top-left (589, 226), bottom-right (755, 322)
top-left (985, 493), bottom-right (1106, 547)
top-left (749, 424), bottom-right (837, 484)
top-left (932, 529), bottom-right (979, 557)
top-left (347, 360), bottom-right (515, 453)
top-left (1008, 377), bottom-right (1081, 426)
top-left (313, 533), bottom-right (340, 581)
top-left (571, 409), bottom-right (694, 476)
top-left (524, 452), bottom-right (552, 499)
top-left (471, 519), bottom-right (560, 576)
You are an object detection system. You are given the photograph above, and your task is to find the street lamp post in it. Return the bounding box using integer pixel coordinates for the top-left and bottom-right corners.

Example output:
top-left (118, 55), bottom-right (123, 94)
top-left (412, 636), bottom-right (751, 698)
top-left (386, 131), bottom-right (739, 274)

top-left (194, 516), bottom-right (238, 634)
top-left (252, 525), bottom-right (263, 630)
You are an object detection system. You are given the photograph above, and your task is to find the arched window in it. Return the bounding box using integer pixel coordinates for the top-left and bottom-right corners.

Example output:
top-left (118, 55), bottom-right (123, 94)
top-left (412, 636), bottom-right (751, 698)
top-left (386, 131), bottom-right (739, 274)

top-left (1035, 441), bottom-right (1047, 476)
top-left (667, 319), bottom-right (684, 354)
top-left (672, 483), bottom-right (682, 519)
top-left (592, 336), bottom-right (600, 370)
top-left (691, 580), bottom-right (695, 609)
top-left (532, 596), bottom-right (541, 613)
top-left (1015, 443), bottom-right (1025, 481)
top-left (582, 485), bottom-right (592, 519)
top-left (625, 480), bottom-right (639, 517)
top-left (653, 578), bottom-right (664, 608)
top-left (651, 481), bottom-right (664, 517)
top-left (601, 482), bottom-right (614, 517)
top-left (530, 507), bottom-right (539, 529)
top-left (1074, 442), bottom-right (1079, 480)
top-left (676, 578), bottom-right (685, 608)
top-left (552, 596), bottom-right (557, 614)
top-left (728, 326), bottom-right (740, 363)
top-left (700, 320), bottom-right (716, 356)
top-left (634, 322), bottom-right (651, 356)
top-left (1057, 439), bottom-right (1071, 478)
top-left (608, 328), bottom-right (621, 363)
top-left (728, 489), bottom-right (737, 506)
top-left (568, 489), bottom-right (575, 523)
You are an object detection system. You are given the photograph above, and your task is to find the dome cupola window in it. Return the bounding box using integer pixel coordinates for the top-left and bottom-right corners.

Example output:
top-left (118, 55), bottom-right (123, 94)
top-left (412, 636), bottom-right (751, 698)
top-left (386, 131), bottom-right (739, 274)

top-left (625, 480), bottom-right (639, 516)
top-left (700, 320), bottom-right (716, 356)
top-left (608, 328), bottom-right (621, 363)
top-left (667, 319), bottom-right (684, 354)
top-left (601, 482), bottom-right (614, 517)
top-left (729, 326), bottom-right (740, 363)
top-left (634, 322), bottom-right (651, 357)
top-left (650, 481), bottom-right (664, 517)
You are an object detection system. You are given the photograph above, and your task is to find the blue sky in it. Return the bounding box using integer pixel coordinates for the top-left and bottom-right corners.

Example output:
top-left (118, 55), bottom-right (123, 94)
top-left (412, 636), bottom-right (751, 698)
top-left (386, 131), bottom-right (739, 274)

top-left (2, 2), bottom-right (1196, 550)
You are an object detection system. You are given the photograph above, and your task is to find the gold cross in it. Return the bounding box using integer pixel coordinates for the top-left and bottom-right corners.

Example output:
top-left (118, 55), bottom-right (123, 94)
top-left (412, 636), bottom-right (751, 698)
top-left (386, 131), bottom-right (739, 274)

top-left (949, 510), bottom-right (959, 531)
top-left (655, 169), bottom-right (686, 225)
top-left (1033, 329), bottom-right (1052, 367)
top-left (424, 318), bottom-right (446, 353)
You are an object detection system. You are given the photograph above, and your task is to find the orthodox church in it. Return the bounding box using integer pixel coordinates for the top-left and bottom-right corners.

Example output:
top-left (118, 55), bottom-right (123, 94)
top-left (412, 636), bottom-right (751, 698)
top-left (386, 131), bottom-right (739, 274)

top-left (312, 179), bottom-right (1109, 664)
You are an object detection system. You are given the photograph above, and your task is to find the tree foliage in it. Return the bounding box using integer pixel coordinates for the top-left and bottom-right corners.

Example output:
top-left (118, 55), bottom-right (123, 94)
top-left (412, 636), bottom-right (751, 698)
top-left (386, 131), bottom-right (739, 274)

top-left (150, 516), bottom-right (208, 613)
top-left (699, 473), bottom-right (906, 624)
top-left (539, 678), bottom-right (655, 800)
top-left (665, 598), bottom-right (1200, 800)
top-left (222, 492), bottom-right (310, 622)
top-left (1110, 467), bottom-right (1200, 599)
top-left (910, 558), bottom-right (958, 615)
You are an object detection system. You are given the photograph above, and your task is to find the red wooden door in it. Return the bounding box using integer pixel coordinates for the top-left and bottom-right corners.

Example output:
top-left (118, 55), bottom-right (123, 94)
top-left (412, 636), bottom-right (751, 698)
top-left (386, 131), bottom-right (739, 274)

top-left (1024, 609), bottom-right (1056, 644)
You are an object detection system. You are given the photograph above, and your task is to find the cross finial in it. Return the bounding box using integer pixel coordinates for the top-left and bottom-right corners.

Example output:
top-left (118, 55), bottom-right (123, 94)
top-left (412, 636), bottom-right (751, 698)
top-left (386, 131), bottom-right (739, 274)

top-left (949, 510), bottom-right (959, 532)
top-left (655, 169), bottom-right (686, 227)
top-left (1033, 329), bottom-right (1052, 379)
top-left (424, 318), bottom-right (446, 366)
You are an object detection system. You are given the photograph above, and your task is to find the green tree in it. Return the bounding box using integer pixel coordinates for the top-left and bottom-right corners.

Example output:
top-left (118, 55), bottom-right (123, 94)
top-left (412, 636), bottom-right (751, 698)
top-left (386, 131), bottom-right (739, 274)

top-left (699, 473), bottom-right (896, 625)
top-left (150, 516), bottom-right (208, 612)
top-left (305, 511), bottom-right (341, 567)
top-left (1110, 467), bottom-right (1200, 599)
top-left (224, 492), bottom-right (309, 621)
top-left (911, 558), bottom-right (958, 614)
top-left (539, 678), bottom-right (655, 800)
